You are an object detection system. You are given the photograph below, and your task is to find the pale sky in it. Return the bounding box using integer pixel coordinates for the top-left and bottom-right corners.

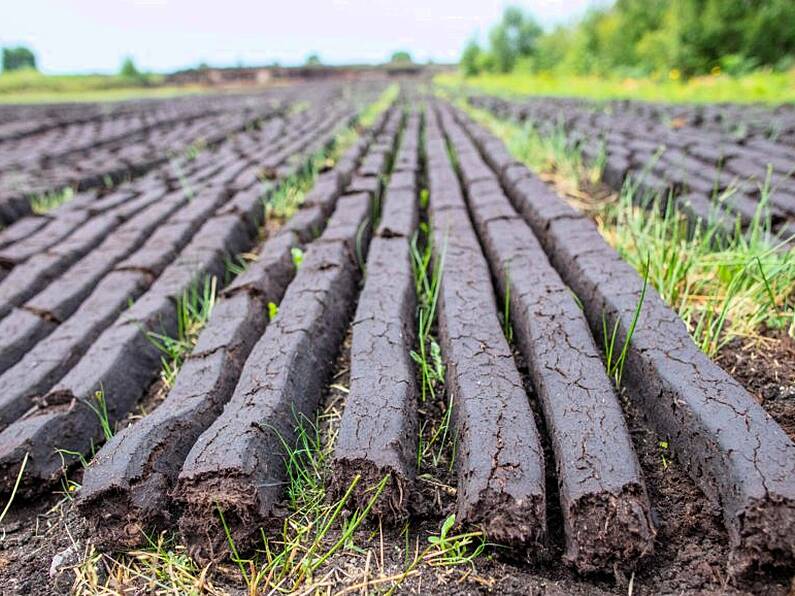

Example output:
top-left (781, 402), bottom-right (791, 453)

top-left (2, 0), bottom-right (601, 74)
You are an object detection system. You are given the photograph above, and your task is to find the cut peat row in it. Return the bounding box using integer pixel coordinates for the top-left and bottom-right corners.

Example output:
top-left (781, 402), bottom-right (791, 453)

top-left (0, 104), bottom-right (357, 432)
top-left (75, 107), bottom-right (394, 548)
top-left (330, 109), bottom-right (421, 517)
top-left (175, 108), bottom-right (404, 559)
top-left (0, 178), bottom-right (164, 266)
top-left (0, 102), bottom-right (321, 274)
top-left (437, 103), bottom-right (655, 573)
top-left (467, 95), bottom-right (795, 237)
top-left (451, 104), bottom-right (795, 571)
top-left (0, 187), bottom-right (210, 374)
top-left (0, 186), bottom-right (231, 430)
top-left (0, 205), bottom-right (150, 319)
top-left (0, 93), bottom-right (286, 227)
top-left (0, 105), bottom-right (342, 371)
top-left (424, 105), bottom-right (546, 548)
top-left (0, 100), bottom-right (365, 495)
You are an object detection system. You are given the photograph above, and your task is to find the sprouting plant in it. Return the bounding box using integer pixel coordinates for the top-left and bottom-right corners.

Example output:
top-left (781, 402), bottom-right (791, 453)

top-left (30, 186), bottom-right (75, 214)
top-left (409, 225), bottom-right (454, 468)
top-left (426, 514), bottom-right (486, 567)
top-left (429, 340), bottom-right (444, 387)
top-left (267, 301), bottom-right (279, 321)
top-left (591, 139), bottom-right (608, 184)
top-left (502, 264), bottom-right (513, 343)
top-left (56, 447), bottom-right (90, 470)
top-left (290, 246), bottom-right (304, 269)
top-left (603, 254), bottom-right (650, 386)
top-left (423, 391), bottom-right (456, 469)
top-left (83, 388), bottom-right (113, 441)
top-left (419, 188), bottom-right (430, 209)
top-left (570, 289), bottom-right (584, 311)
top-left (169, 156), bottom-right (195, 200)
top-left (54, 447), bottom-right (89, 499)
top-left (659, 440), bottom-right (670, 470)
top-left (224, 254), bottom-right (249, 281)
top-left (266, 154), bottom-right (324, 221)
top-left (146, 276), bottom-right (217, 387)
top-left (184, 139), bottom-right (206, 161)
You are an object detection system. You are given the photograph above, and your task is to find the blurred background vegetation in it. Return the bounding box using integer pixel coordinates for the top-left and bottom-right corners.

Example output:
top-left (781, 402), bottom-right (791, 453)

top-left (460, 0), bottom-right (795, 78)
top-left (0, 49), bottom-right (186, 103)
top-left (446, 0), bottom-right (795, 103)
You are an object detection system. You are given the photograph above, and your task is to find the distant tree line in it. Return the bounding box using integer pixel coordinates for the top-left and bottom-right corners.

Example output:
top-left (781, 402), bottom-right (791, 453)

top-left (461, 0), bottom-right (795, 78)
top-left (1, 46), bottom-right (37, 72)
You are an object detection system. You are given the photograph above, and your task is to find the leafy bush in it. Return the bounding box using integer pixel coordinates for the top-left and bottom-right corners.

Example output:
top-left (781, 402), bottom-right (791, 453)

top-left (2, 46), bottom-right (37, 72)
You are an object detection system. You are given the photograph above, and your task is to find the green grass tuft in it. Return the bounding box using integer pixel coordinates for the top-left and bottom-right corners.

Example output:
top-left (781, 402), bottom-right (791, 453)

top-left (146, 276), bottom-right (217, 387)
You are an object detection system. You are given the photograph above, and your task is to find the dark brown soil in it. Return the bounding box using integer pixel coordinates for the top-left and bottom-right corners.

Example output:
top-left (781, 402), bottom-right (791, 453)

top-left (0, 487), bottom-right (90, 595)
top-left (717, 329), bottom-right (795, 442)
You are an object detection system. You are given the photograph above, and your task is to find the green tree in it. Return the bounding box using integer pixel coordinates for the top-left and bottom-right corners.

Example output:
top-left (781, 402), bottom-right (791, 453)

top-left (533, 26), bottom-right (572, 72)
top-left (390, 51), bottom-right (413, 64)
top-left (489, 24), bottom-right (515, 73)
top-left (1, 46), bottom-right (37, 72)
top-left (487, 6), bottom-right (543, 73)
top-left (744, 0), bottom-right (795, 67)
top-left (460, 39), bottom-right (482, 76)
top-left (305, 53), bottom-right (322, 67)
top-left (119, 56), bottom-right (141, 78)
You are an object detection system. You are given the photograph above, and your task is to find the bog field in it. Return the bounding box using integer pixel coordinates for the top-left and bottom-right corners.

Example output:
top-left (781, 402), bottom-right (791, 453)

top-left (0, 75), bottom-right (791, 595)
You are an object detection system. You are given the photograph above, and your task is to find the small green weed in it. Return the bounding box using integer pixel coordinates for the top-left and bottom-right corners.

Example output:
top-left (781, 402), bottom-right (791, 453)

top-left (216, 411), bottom-right (389, 593)
top-left (146, 276), bottom-right (217, 387)
top-left (30, 186), bottom-right (74, 214)
top-left (426, 514), bottom-right (487, 567)
top-left (267, 301), bottom-right (279, 321)
top-left (82, 388), bottom-right (113, 441)
top-left (501, 265), bottom-right (514, 343)
top-left (659, 440), bottom-right (670, 470)
top-left (409, 226), bottom-right (446, 403)
top-left (290, 247), bottom-right (304, 269)
top-left (224, 254), bottom-right (250, 281)
top-left (602, 255), bottom-right (650, 386)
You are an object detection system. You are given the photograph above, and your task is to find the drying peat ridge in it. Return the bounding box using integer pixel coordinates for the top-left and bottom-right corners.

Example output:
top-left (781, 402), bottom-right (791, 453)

top-left (0, 85), bottom-right (792, 595)
top-left (467, 94), bottom-right (795, 242)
